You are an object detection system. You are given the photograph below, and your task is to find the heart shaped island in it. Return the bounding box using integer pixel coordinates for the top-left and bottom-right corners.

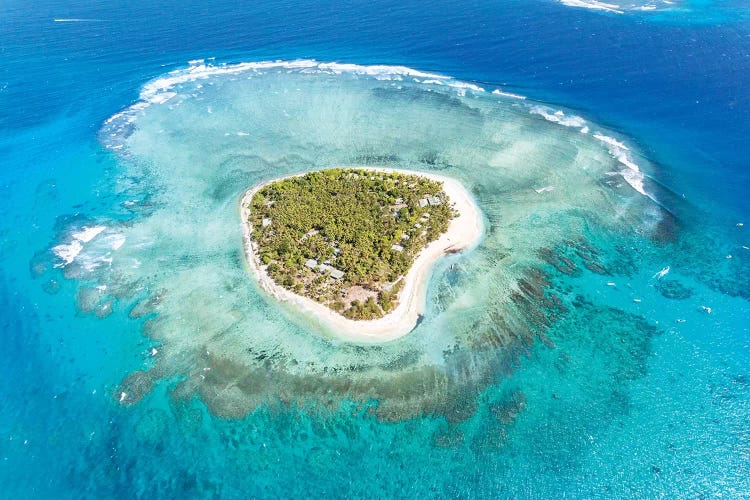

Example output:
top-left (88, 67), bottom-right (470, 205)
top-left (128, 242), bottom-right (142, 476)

top-left (240, 167), bottom-right (483, 342)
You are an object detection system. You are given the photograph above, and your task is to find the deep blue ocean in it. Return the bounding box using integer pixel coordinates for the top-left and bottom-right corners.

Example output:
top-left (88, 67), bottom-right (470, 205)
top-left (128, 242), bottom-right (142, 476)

top-left (2, 0), bottom-right (749, 497)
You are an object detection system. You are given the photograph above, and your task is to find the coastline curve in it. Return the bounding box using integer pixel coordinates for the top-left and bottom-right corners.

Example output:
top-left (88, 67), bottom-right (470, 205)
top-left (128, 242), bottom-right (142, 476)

top-left (240, 166), bottom-right (484, 343)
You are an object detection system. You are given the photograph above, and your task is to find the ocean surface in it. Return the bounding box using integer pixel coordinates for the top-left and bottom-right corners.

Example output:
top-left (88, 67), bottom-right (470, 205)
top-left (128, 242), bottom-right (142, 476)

top-left (1, 0), bottom-right (749, 497)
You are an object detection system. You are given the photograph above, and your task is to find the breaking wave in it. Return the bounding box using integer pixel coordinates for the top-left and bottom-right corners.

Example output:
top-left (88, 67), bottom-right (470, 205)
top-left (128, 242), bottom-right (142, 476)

top-left (556, 0), bottom-right (683, 14)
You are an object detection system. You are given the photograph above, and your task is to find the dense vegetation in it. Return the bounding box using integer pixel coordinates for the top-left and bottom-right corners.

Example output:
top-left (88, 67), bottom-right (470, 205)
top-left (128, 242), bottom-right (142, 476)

top-left (248, 168), bottom-right (455, 319)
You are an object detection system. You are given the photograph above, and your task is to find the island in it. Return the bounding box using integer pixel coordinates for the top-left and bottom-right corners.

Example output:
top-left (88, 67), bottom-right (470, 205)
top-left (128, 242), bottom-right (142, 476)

top-left (240, 167), bottom-right (483, 342)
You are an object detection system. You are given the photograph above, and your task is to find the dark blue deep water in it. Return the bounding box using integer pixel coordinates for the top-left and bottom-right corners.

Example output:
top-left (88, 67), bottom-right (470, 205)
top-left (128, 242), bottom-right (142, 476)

top-left (1, 0), bottom-right (749, 497)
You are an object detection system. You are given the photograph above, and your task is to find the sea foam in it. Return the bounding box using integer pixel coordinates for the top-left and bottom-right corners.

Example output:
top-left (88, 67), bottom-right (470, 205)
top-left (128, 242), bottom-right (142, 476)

top-left (558, 0), bottom-right (625, 13)
top-left (530, 106), bottom-right (588, 129)
top-left (52, 225), bottom-right (106, 267)
top-left (101, 59), bottom-right (496, 147)
top-left (593, 133), bottom-right (648, 196)
top-left (102, 58), bottom-right (656, 205)
top-left (492, 89), bottom-right (527, 100)
top-left (556, 0), bottom-right (680, 14)
top-left (528, 104), bottom-right (651, 198)
top-left (50, 226), bottom-right (126, 271)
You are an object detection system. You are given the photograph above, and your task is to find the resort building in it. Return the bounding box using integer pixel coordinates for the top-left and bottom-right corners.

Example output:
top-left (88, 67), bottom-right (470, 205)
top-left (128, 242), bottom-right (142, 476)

top-left (329, 268), bottom-right (345, 280)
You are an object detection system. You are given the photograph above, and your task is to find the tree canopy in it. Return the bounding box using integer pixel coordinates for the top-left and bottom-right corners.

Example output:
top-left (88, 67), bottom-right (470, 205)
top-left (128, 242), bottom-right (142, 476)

top-left (248, 168), bottom-right (454, 319)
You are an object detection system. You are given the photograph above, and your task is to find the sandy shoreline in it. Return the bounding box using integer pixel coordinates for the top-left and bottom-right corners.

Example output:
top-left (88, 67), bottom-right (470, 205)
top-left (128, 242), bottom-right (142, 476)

top-left (239, 166), bottom-right (483, 343)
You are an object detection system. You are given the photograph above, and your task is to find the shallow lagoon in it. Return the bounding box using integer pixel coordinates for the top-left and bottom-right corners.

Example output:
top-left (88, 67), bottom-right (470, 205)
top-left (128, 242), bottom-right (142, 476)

top-left (34, 60), bottom-right (693, 423)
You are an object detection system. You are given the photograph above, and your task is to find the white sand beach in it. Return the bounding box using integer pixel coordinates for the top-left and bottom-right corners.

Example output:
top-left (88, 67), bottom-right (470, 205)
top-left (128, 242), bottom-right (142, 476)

top-left (239, 167), bottom-right (483, 343)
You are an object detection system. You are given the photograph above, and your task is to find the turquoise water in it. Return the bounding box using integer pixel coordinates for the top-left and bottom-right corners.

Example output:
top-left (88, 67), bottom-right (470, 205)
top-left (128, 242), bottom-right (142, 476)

top-left (2, 0), bottom-right (749, 497)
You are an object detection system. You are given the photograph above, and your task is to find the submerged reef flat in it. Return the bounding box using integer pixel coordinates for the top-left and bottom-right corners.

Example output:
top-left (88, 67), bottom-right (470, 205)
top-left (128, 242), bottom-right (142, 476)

top-left (35, 60), bottom-right (682, 421)
top-left (241, 167), bottom-right (482, 341)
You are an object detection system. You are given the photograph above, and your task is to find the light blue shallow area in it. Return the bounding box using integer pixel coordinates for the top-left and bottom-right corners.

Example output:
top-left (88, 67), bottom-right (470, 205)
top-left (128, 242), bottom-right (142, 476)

top-left (1, 0), bottom-right (749, 497)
